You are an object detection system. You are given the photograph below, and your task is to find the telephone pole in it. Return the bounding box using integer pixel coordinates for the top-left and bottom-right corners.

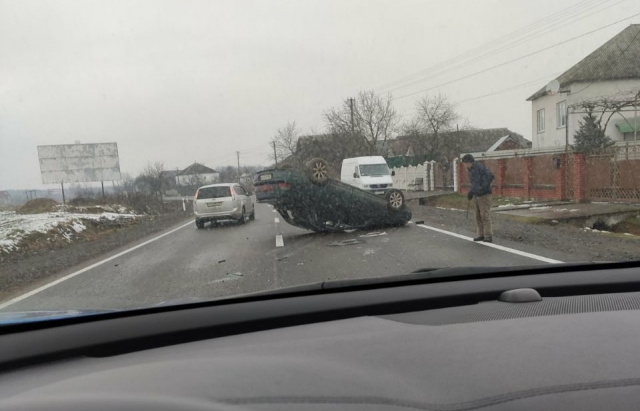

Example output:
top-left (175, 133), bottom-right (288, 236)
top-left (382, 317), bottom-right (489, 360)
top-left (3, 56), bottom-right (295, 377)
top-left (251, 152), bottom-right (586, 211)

top-left (348, 98), bottom-right (355, 136)
top-left (272, 141), bottom-right (278, 166)
top-left (236, 151), bottom-right (241, 183)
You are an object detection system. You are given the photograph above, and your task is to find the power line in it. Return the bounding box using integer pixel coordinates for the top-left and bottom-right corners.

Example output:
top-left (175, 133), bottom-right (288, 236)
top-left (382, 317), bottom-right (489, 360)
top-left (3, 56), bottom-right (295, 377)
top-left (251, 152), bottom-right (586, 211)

top-left (456, 73), bottom-right (559, 104)
top-left (392, 12), bottom-right (640, 101)
top-left (380, 0), bottom-right (623, 94)
top-left (374, 0), bottom-right (608, 92)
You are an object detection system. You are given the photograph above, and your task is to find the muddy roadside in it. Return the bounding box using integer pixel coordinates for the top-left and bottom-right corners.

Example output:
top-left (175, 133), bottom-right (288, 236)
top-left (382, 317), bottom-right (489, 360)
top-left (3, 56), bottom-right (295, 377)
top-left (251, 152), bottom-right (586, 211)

top-left (410, 201), bottom-right (640, 262)
top-left (0, 212), bottom-right (192, 297)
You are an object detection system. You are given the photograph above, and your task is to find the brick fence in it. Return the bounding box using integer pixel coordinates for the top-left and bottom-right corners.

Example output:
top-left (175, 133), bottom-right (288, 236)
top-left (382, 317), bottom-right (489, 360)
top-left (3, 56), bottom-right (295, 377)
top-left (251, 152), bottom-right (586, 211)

top-left (455, 143), bottom-right (640, 203)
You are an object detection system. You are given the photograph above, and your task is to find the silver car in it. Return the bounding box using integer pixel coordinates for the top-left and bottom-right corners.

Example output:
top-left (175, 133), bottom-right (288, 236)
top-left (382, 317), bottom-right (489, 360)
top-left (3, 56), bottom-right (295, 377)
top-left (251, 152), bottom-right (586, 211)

top-left (193, 183), bottom-right (255, 229)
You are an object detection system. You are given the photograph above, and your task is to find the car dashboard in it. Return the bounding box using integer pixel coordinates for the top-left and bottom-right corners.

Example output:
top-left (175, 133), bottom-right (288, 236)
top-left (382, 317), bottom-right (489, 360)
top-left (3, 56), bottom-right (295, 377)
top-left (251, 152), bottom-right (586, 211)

top-left (1, 264), bottom-right (640, 410)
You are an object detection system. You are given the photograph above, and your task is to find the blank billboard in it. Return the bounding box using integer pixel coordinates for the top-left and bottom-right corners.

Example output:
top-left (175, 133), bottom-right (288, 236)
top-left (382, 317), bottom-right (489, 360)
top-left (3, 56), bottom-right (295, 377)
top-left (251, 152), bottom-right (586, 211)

top-left (38, 143), bottom-right (122, 184)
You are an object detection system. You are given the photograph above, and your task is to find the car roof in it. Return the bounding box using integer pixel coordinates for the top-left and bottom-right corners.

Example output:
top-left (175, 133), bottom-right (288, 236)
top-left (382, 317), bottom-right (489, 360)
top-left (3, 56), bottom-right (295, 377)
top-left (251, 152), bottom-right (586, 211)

top-left (198, 183), bottom-right (236, 189)
top-left (343, 156), bottom-right (387, 164)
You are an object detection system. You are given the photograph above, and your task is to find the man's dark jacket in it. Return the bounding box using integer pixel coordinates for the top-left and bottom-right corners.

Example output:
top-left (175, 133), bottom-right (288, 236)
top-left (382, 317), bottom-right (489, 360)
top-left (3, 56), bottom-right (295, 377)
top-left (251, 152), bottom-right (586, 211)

top-left (469, 162), bottom-right (495, 197)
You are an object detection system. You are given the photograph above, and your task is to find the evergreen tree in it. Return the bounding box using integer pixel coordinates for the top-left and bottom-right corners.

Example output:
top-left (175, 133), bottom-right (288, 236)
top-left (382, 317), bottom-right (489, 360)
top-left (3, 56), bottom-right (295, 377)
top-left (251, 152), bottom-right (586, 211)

top-left (573, 111), bottom-right (614, 154)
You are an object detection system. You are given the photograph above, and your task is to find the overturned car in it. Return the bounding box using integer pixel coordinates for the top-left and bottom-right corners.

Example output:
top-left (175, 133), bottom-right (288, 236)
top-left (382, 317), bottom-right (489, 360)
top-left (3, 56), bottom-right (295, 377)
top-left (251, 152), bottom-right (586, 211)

top-left (253, 158), bottom-right (412, 232)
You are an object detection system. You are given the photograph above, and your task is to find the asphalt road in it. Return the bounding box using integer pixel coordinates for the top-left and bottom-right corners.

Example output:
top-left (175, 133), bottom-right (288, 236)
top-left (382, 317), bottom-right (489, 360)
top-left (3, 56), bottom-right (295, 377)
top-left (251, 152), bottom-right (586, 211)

top-left (1, 203), bottom-right (570, 312)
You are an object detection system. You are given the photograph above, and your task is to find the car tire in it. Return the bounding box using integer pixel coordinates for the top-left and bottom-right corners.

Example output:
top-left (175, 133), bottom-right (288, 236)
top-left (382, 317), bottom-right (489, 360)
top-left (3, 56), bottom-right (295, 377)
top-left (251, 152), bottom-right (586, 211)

top-left (238, 207), bottom-right (246, 224)
top-left (195, 219), bottom-right (205, 229)
top-left (305, 157), bottom-right (330, 185)
top-left (385, 189), bottom-right (405, 212)
top-left (249, 208), bottom-right (255, 220)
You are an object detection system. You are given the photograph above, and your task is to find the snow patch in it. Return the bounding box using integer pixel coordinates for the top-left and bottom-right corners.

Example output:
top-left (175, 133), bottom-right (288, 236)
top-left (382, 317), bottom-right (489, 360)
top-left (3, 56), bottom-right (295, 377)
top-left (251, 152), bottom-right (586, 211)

top-left (0, 210), bottom-right (142, 254)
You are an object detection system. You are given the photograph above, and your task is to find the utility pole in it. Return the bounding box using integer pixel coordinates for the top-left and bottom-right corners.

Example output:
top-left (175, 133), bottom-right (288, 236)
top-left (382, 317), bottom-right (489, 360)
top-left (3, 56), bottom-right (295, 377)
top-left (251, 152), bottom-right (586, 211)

top-left (272, 141), bottom-right (278, 166)
top-left (236, 151), bottom-right (241, 183)
top-left (348, 98), bottom-right (355, 136)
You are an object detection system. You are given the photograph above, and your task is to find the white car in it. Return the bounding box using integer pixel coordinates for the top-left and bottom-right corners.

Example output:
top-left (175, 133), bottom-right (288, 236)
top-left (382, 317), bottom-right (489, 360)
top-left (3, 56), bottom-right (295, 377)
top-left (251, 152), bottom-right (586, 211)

top-left (193, 183), bottom-right (255, 229)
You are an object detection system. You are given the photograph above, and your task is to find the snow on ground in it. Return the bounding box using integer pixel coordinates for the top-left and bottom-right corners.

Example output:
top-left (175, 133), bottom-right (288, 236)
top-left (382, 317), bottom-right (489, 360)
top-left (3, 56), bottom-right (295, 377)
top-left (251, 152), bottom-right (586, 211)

top-left (0, 210), bottom-right (141, 254)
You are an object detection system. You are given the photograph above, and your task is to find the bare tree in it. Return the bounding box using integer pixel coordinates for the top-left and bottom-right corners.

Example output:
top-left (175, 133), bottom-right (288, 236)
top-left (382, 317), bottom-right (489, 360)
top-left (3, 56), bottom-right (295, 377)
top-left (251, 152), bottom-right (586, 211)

top-left (403, 93), bottom-right (462, 160)
top-left (571, 89), bottom-right (640, 136)
top-left (217, 165), bottom-right (238, 183)
top-left (119, 173), bottom-right (136, 194)
top-left (324, 90), bottom-right (399, 155)
top-left (135, 161), bottom-right (165, 199)
top-left (269, 121), bottom-right (301, 166)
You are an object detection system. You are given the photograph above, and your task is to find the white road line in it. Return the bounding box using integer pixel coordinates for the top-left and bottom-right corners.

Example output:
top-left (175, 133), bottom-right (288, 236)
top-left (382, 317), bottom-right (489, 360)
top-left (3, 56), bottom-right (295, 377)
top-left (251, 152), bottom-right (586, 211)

top-left (275, 235), bottom-right (284, 248)
top-left (0, 220), bottom-right (194, 310)
top-left (272, 209), bottom-right (277, 213)
top-left (416, 224), bottom-right (562, 264)
top-left (274, 217), bottom-right (280, 223)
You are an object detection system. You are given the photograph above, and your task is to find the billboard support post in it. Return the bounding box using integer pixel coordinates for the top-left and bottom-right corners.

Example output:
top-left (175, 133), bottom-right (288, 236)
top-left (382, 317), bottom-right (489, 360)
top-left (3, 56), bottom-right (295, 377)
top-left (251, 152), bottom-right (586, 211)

top-left (101, 181), bottom-right (105, 202)
top-left (61, 182), bottom-right (66, 206)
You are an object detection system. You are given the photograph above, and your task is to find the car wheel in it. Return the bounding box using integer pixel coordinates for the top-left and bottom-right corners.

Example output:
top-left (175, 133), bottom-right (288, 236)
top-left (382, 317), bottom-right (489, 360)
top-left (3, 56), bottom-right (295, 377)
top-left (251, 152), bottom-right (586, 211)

top-left (249, 207), bottom-right (255, 221)
top-left (385, 189), bottom-right (405, 212)
top-left (238, 207), bottom-right (246, 224)
top-left (305, 157), bottom-right (329, 185)
top-left (195, 219), bottom-right (205, 229)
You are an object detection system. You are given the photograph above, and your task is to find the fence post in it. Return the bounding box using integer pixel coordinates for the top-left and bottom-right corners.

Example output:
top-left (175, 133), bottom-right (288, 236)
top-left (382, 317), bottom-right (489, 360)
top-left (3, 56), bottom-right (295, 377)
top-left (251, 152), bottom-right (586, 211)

top-left (429, 161), bottom-right (435, 191)
top-left (523, 157), bottom-right (533, 200)
top-left (573, 154), bottom-right (586, 202)
top-left (423, 162), bottom-right (429, 191)
top-left (555, 154), bottom-right (566, 200)
top-left (497, 159), bottom-right (506, 197)
top-left (453, 158), bottom-right (460, 193)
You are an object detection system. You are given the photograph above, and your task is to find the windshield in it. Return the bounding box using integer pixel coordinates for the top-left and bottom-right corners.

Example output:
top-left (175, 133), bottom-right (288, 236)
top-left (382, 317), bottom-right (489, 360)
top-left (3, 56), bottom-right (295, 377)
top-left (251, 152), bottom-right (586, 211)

top-left (359, 164), bottom-right (390, 177)
top-left (1, 0), bottom-right (640, 324)
top-left (197, 187), bottom-right (231, 199)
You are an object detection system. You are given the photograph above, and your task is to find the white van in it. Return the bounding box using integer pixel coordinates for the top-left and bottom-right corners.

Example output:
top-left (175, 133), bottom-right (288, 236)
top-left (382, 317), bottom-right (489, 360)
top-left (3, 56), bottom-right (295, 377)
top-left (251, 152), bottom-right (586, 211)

top-left (340, 156), bottom-right (394, 195)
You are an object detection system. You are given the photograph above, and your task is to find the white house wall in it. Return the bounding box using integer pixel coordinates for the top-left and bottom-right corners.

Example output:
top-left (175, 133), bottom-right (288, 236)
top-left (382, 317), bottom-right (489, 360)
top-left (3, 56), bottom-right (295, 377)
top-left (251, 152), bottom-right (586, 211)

top-left (531, 79), bottom-right (640, 148)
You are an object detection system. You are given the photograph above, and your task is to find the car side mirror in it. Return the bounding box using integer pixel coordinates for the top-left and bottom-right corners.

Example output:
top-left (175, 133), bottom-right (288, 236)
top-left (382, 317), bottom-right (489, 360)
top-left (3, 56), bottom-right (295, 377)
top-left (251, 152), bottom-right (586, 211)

top-left (353, 173), bottom-right (359, 178)
top-left (391, 170), bottom-right (395, 176)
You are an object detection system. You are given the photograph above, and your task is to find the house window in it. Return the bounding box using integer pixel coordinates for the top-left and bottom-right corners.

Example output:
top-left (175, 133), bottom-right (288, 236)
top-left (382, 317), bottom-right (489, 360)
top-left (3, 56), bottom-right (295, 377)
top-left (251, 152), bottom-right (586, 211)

top-left (557, 101), bottom-right (567, 128)
top-left (537, 109), bottom-right (545, 133)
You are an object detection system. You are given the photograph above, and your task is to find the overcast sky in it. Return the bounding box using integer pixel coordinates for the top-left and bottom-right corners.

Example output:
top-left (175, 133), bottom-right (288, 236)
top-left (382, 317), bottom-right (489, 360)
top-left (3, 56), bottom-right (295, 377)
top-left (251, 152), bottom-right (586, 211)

top-left (1, 0), bottom-right (639, 190)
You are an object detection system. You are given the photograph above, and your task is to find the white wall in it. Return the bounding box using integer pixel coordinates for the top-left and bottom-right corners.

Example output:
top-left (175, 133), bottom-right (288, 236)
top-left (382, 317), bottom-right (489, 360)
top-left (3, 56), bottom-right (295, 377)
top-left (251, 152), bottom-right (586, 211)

top-left (531, 79), bottom-right (640, 148)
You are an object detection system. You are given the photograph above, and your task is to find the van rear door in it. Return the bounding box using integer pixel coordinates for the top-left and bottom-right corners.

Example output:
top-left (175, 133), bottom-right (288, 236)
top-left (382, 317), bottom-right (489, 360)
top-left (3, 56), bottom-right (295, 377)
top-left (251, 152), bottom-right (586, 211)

top-left (194, 186), bottom-right (234, 214)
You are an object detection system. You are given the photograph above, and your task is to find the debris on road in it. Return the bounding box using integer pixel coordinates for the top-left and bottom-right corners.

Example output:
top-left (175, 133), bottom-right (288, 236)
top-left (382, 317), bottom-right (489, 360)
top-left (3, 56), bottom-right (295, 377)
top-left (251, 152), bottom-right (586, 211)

top-left (218, 259), bottom-right (226, 264)
top-left (359, 232), bottom-right (387, 238)
top-left (328, 239), bottom-right (363, 246)
top-left (228, 272), bottom-right (243, 277)
top-left (415, 221), bottom-right (425, 225)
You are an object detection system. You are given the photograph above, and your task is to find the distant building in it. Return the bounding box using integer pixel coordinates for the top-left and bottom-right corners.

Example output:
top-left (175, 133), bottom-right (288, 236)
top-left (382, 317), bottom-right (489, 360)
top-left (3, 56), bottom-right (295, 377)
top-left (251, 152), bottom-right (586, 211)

top-left (175, 163), bottom-right (219, 186)
top-left (392, 128), bottom-right (530, 161)
top-left (527, 25), bottom-right (640, 148)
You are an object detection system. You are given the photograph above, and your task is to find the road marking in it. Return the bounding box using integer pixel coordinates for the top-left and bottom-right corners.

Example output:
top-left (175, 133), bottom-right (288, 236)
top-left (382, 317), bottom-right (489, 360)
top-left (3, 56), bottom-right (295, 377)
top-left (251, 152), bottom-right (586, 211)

top-left (0, 220), bottom-right (194, 310)
top-left (416, 224), bottom-right (563, 264)
top-left (272, 209), bottom-right (277, 213)
top-left (274, 217), bottom-right (280, 223)
top-left (276, 235), bottom-right (284, 247)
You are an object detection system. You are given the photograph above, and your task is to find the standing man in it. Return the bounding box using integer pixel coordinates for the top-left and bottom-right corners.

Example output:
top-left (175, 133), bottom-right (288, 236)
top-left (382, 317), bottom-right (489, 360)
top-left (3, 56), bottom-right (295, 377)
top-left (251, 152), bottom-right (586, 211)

top-left (462, 154), bottom-right (495, 243)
